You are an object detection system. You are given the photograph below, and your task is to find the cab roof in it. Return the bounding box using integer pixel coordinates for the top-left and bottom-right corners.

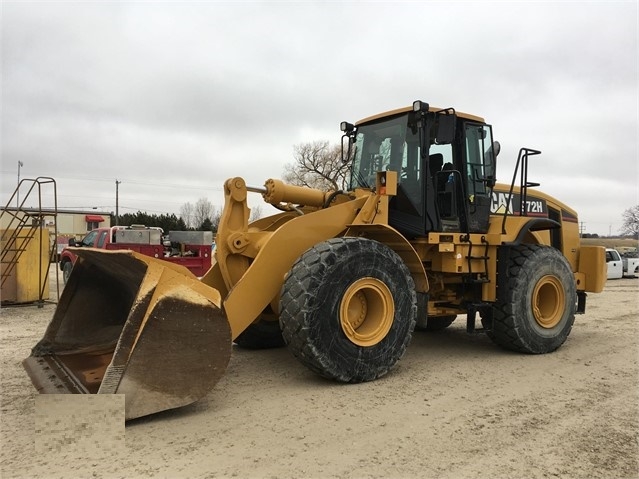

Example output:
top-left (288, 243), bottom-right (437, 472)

top-left (355, 105), bottom-right (485, 126)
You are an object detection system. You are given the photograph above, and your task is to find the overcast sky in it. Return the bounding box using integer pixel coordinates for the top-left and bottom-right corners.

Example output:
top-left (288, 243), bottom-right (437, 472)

top-left (2, 1), bottom-right (637, 236)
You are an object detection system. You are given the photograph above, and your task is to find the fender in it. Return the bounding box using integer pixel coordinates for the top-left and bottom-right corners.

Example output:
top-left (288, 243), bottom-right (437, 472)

top-left (508, 218), bottom-right (560, 245)
top-left (345, 223), bottom-right (429, 294)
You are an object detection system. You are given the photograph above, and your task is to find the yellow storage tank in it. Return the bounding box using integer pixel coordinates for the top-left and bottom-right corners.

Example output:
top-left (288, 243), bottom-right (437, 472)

top-left (1, 228), bottom-right (50, 303)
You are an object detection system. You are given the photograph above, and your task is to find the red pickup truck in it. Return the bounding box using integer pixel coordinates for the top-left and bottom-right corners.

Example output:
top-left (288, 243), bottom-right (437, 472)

top-left (59, 225), bottom-right (213, 282)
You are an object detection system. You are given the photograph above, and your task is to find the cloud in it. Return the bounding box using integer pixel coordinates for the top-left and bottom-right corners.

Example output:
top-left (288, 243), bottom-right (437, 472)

top-left (1, 1), bottom-right (637, 235)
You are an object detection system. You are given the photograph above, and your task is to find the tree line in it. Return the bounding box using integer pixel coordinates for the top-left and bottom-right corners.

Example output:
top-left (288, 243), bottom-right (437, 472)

top-left (116, 198), bottom-right (261, 233)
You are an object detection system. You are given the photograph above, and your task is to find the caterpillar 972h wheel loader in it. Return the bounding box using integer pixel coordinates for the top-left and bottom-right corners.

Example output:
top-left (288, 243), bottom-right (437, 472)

top-left (23, 101), bottom-right (607, 420)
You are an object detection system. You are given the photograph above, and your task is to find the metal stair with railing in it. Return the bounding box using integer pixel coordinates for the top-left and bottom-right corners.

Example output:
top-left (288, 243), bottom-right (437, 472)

top-left (1, 177), bottom-right (58, 305)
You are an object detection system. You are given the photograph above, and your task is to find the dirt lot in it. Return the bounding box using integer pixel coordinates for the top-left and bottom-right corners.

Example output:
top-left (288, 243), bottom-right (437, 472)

top-left (1, 272), bottom-right (638, 479)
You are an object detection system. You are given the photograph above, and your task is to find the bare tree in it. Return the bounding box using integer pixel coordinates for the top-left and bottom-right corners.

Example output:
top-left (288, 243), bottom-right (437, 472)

top-left (179, 202), bottom-right (195, 229)
top-left (249, 205), bottom-right (263, 222)
top-left (211, 207), bottom-right (221, 233)
top-left (282, 141), bottom-right (350, 191)
top-left (621, 205), bottom-right (639, 237)
top-left (181, 198), bottom-right (219, 230)
top-left (193, 197), bottom-right (216, 229)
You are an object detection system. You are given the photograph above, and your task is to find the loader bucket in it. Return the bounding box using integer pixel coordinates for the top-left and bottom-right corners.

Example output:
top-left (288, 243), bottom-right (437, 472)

top-left (23, 249), bottom-right (232, 420)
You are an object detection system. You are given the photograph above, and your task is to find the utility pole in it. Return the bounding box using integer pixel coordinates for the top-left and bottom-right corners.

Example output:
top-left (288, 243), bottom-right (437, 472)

top-left (115, 179), bottom-right (121, 226)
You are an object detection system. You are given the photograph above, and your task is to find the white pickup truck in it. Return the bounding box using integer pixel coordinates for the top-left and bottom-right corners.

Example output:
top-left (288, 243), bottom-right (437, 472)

top-left (606, 248), bottom-right (639, 279)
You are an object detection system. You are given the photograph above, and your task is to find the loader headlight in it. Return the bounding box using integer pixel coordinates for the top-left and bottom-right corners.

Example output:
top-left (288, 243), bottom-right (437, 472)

top-left (413, 100), bottom-right (429, 113)
top-left (340, 121), bottom-right (354, 133)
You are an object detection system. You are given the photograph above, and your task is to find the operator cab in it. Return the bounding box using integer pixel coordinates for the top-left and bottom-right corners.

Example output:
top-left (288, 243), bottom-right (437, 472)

top-left (342, 101), bottom-right (498, 237)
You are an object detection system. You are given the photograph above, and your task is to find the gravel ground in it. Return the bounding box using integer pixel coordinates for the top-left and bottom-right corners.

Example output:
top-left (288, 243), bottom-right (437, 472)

top-left (1, 271), bottom-right (638, 479)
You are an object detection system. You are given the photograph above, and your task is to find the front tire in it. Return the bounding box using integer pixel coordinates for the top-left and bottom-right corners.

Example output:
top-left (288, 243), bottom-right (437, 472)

top-left (62, 260), bottom-right (73, 284)
top-left (491, 245), bottom-right (576, 353)
top-left (279, 238), bottom-right (417, 383)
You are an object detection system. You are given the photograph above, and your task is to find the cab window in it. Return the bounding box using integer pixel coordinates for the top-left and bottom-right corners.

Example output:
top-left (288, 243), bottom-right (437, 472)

top-left (96, 231), bottom-right (108, 248)
top-left (81, 230), bottom-right (98, 247)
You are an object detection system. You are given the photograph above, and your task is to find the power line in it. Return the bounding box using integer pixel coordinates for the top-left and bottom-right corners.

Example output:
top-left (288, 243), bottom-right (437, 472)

top-left (51, 173), bottom-right (224, 192)
top-left (1, 170), bottom-right (225, 193)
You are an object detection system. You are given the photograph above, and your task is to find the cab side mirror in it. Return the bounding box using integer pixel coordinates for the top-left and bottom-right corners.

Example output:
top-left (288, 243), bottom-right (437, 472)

top-left (492, 141), bottom-right (501, 157)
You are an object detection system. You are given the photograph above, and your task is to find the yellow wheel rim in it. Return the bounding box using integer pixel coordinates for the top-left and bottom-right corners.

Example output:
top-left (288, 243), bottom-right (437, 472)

top-left (339, 277), bottom-right (394, 347)
top-left (532, 275), bottom-right (565, 329)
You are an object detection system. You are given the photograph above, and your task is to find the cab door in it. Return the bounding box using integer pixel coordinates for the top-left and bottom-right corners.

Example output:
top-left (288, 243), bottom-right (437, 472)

top-left (463, 122), bottom-right (496, 233)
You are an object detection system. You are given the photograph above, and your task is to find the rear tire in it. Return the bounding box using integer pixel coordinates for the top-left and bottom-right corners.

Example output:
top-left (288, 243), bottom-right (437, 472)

top-left (234, 317), bottom-right (285, 349)
top-left (415, 315), bottom-right (457, 331)
top-left (491, 244), bottom-right (576, 353)
top-left (279, 238), bottom-right (417, 383)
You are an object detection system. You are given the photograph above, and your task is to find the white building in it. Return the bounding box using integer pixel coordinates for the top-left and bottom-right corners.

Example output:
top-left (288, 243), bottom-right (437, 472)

top-left (0, 207), bottom-right (112, 256)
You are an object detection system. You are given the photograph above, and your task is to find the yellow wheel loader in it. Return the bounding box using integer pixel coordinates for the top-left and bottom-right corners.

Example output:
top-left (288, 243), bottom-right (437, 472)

top-left (23, 101), bottom-right (607, 419)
